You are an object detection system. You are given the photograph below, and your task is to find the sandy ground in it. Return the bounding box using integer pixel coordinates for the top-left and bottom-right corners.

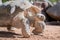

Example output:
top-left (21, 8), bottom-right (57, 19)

top-left (0, 25), bottom-right (60, 40)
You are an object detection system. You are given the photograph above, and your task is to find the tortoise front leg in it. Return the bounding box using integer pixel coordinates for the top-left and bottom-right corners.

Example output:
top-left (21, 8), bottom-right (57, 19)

top-left (21, 18), bottom-right (30, 38)
top-left (32, 21), bottom-right (45, 35)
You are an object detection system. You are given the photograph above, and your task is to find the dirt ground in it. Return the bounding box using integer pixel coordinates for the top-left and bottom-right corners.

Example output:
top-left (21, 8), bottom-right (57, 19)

top-left (0, 25), bottom-right (60, 40)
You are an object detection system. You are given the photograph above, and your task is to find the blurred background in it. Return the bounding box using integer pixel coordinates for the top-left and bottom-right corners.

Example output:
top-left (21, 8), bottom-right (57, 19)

top-left (2, 0), bottom-right (60, 4)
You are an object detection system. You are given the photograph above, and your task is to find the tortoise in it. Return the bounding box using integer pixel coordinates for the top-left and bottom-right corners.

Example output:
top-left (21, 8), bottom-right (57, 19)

top-left (0, 0), bottom-right (46, 37)
top-left (46, 2), bottom-right (60, 21)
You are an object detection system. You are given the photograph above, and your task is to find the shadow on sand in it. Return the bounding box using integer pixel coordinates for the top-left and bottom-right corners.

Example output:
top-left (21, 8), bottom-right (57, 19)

top-left (46, 21), bottom-right (60, 26)
top-left (0, 31), bottom-right (22, 38)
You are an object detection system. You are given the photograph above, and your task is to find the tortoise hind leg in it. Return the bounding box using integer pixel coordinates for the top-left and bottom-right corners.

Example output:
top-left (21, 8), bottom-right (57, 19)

top-left (7, 25), bottom-right (12, 31)
top-left (7, 27), bottom-right (11, 31)
top-left (7, 25), bottom-right (15, 32)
